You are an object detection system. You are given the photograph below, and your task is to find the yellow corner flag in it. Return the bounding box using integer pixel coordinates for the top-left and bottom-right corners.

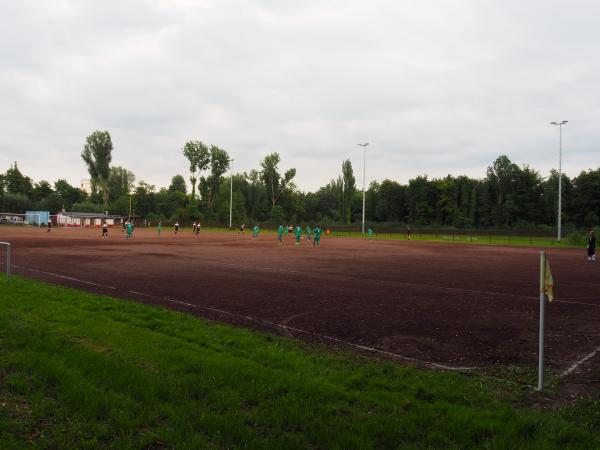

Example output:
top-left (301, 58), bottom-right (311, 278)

top-left (543, 258), bottom-right (554, 302)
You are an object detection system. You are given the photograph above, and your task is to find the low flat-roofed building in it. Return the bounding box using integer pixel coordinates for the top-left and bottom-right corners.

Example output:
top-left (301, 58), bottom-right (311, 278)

top-left (56, 211), bottom-right (126, 227)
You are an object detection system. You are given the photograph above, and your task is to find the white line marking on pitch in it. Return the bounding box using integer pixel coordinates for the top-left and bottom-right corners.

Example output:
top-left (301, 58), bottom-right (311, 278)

top-left (11, 264), bottom-right (476, 372)
top-left (14, 264), bottom-right (600, 375)
top-left (560, 345), bottom-right (600, 378)
top-left (12, 265), bottom-right (117, 290)
top-left (175, 259), bottom-right (600, 305)
top-left (553, 300), bottom-right (600, 308)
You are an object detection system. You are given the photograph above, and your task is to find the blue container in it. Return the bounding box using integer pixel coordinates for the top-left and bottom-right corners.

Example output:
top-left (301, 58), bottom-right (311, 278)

top-left (25, 211), bottom-right (50, 226)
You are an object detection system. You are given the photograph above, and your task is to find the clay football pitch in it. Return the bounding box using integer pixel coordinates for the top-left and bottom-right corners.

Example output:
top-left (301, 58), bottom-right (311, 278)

top-left (2, 227), bottom-right (599, 379)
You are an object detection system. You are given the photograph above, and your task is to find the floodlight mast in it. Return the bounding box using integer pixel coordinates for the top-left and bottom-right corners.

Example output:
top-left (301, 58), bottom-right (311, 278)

top-left (357, 143), bottom-right (369, 235)
top-left (229, 158), bottom-right (234, 229)
top-left (550, 121), bottom-right (568, 242)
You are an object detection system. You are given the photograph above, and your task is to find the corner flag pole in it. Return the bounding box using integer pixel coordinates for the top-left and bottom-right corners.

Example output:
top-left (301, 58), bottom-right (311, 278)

top-left (537, 251), bottom-right (546, 391)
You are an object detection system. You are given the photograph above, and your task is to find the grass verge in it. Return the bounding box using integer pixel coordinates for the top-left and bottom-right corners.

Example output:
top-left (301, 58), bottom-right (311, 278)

top-left (0, 276), bottom-right (598, 449)
top-left (186, 227), bottom-right (579, 249)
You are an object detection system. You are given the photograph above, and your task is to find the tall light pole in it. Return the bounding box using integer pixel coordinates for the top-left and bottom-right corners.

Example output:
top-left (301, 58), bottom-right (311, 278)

top-left (229, 158), bottom-right (234, 229)
top-left (550, 121), bottom-right (567, 242)
top-left (357, 142), bottom-right (369, 235)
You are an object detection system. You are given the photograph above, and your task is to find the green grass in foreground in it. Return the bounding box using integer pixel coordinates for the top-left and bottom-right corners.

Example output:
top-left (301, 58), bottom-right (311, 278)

top-left (0, 277), bottom-right (598, 449)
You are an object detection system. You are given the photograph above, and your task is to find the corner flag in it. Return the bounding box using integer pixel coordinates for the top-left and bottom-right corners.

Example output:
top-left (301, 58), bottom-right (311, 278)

top-left (537, 251), bottom-right (555, 391)
top-left (543, 258), bottom-right (554, 302)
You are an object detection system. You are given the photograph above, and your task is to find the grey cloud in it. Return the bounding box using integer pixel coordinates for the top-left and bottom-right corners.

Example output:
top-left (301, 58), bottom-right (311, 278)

top-left (1, 0), bottom-right (599, 192)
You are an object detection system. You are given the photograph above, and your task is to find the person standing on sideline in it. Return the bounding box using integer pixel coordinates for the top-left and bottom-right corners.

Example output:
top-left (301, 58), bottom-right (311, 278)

top-left (196, 222), bottom-right (201, 236)
top-left (46, 220), bottom-right (52, 232)
top-left (192, 221), bottom-right (197, 235)
top-left (102, 222), bottom-right (108, 238)
top-left (239, 223), bottom-right (245, 236)
top-left (294, 225), bottom-right (302, 245)
top-left (174, 221), bottom-right (180, 234)
top-left (277, 224), bottom-right (284, 244)
top-left (588, 230), bottom-right (596, 262)
top-left (368, 227), bottom-right (374, 240)
top-left (313, 225), bottom-right (322, 247)
top-left (306, 225), bottom-right (312, 241)
top-left (157, 220), bottom-right (162, 236)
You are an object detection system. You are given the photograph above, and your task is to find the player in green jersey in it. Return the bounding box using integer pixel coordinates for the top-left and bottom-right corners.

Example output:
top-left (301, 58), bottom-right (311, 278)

top-left (126, 220), bottom-right (134, 239)
top-left (294, 225), bottom-right (302, 245)
top-left (312, 225), bottom-right (322, 247)
top-left (277, 224), bottom-right (284, 244)
top-left (306, 225), bottom-right (312, 241)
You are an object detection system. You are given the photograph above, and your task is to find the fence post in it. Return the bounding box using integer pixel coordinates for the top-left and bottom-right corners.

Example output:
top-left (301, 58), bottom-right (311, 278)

top-left (0, 242), bottom-right (11, 282)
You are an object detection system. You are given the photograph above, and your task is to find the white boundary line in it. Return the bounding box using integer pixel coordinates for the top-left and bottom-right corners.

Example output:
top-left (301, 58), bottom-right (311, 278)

top-left (10, 264), bottom-right (476, 372)
top-left (11, 264), bottom-right (600, 375)
top-left (560, 346), bottom-right (600, 378)
top-left (183, 258), bottom-right (600, 306)
top-left (12, 265), bottom-right (117, 290)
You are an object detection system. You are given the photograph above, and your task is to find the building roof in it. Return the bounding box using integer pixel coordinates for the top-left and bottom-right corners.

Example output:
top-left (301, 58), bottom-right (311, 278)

top-left (60, 212), bottom-right (126, 219)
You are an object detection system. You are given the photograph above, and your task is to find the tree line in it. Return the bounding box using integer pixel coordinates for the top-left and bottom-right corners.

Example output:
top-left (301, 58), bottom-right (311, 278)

top-left (1, 130), bottom-right (599, 230)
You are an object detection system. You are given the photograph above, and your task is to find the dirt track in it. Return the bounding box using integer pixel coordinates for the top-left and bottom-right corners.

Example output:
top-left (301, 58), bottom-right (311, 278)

top-left (2, 226), bottom-right (599, 376)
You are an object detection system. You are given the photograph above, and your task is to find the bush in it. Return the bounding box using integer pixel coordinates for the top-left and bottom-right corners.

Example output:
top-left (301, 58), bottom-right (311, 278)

top-left (1, 192), bottom-right (32, 213)
top-left (71, 201), bottom-right (104, 213)
top-left (567, 231), bottom-right (587, 246)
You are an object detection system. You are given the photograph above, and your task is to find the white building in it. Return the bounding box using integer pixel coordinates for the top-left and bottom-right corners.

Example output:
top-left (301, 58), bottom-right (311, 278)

top-left (80, 179), bottom-right (92, 194)
top-left (56, 212), bottom-right (125, 227)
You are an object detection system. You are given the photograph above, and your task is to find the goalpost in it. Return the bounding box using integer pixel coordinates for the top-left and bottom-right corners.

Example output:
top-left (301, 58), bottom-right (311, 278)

top-left (0, 213), bottom-right (42, 227)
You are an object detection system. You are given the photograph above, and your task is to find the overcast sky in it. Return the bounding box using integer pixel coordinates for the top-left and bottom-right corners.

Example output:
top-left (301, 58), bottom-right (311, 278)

top-left (1, 0), bottom-right (599, 192)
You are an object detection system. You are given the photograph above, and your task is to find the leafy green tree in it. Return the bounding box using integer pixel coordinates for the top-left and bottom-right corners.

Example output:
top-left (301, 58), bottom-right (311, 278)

top-left (109, 195), bottom-right (131, 217)
top-left (133, 182), bottom-right (156, 219)
top-left (486, 155), bottom-right (521, 225)
top-left (2, 192), bottom-right (31, 213)
top-left (32, 180), bottom-right (53, 202)
top-left (341, 159), bottom-right (356, 223)
top-left (375, 179), bottom-right (407, 222)
top-left (156, 188), bottom-right (187, 220)
top-left (39, 193), bottom-right (64, 214)
top-left (5, 162), bottom-right (33, 196)
top-left (570, 168), bottom-right (600, 226)
top-left (71, 201), bottom-right (103, 213)
top-left (204, 145), bottom-right (230, 211)
top-left (81, 131), bottom-right (113, 209)
top-left (182, 140), bottom-right (209, 201)
top-left (108, 166), bottom-right (135, 201)
top-left (260, 153), bottom-right (296, 211)
top-left (244, 170), bottom-right (269, 221)
top-left (215, 183), bottom-right (246, 224)
top-left (406, 176), bottom-right (436, 225)
top-left (169, 175), bottom-right (187, 194)
top-left (54, 179), bottom-right (87, 210)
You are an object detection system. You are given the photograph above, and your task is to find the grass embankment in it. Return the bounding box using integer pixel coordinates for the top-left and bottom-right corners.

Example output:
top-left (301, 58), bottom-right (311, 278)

top-left (184, 226), bottom-right (579, 248)
top-left (327, 231), bottom-right (577, 248)
top-left (1, 276), bottom-right (598, 448)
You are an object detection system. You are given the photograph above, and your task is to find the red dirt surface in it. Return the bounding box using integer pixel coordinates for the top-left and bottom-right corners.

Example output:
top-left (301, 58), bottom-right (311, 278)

top-left (2, 227), bottom-right (599, 378)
